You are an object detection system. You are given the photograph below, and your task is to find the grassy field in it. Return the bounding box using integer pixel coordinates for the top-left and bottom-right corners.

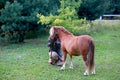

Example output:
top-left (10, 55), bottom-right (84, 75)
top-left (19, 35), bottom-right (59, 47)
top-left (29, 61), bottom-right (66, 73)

top-left (0, 24), bottom-right (120, 80)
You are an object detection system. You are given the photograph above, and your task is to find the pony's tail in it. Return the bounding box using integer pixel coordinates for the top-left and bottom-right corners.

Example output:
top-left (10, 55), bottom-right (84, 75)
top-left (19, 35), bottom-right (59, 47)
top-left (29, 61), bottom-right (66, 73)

top-left (88, 41), bottom-right (94, 70)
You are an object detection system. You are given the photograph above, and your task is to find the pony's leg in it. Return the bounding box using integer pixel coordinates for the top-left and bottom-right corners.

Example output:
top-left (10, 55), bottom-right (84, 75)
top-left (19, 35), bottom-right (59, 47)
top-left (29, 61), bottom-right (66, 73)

top-left (82, 55), bottom-right (89, 76)
top-left (61, 53), bottom-right (67, 70)
top-left (91, 64), bottom-right (96, 74)
top-left (61, 61), bottom-right (66, 70)
top-left (69, 55), bottom-right (73, 69)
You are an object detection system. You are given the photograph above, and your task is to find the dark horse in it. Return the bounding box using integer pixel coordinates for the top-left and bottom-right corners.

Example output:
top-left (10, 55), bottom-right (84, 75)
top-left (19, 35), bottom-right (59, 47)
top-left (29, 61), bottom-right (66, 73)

top-left (49, 26), bottom-right (95, 75)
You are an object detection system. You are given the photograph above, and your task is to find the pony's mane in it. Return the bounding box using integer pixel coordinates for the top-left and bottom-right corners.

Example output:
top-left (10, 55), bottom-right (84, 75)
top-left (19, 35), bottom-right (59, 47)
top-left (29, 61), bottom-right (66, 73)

top-left (49, 26), bottom-right (73, 37)
top-left (49, 27), bottom-right (54, 36)
top-left (54, 26), bottom-right (73, 35)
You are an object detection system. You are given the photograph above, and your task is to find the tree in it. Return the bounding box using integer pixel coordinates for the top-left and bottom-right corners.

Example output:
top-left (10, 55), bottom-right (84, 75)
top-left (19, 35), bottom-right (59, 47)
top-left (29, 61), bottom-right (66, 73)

top-left (0, 1), bottom-right (24, 42)
top-left (0, 0), bottom-right (60, 43)
top-left (0, 0), bottom-right (14, 9)
top-left (78, 0), bottom-right (110, 20)
top-left (37, 0), bottom-right (90, 35)
top-left (105, 0), bottom-right (120, 14)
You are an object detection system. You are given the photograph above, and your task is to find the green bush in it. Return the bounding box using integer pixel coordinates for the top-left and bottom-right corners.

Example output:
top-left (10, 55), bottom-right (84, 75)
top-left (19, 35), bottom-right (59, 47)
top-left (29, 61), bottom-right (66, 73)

top-left (37, 0), bottom-right (92, 35)
top-left (0, 0), bottom-right (60, 43)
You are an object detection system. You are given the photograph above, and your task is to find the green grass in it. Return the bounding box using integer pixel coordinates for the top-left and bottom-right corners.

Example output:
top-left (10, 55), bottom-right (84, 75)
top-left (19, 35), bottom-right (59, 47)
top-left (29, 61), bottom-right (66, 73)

top-left (0, 25), bottom-right (120, 80)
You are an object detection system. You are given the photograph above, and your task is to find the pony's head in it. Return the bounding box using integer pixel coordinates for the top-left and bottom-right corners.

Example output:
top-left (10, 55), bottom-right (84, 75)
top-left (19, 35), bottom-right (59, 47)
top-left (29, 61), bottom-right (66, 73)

top-left (49, 26), bottom-right (71, 39)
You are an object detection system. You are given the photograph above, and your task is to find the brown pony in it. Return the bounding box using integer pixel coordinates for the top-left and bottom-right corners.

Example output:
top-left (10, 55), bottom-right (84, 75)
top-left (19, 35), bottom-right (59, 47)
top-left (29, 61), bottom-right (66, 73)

top-left (49, 26), bottom-right (95, 75)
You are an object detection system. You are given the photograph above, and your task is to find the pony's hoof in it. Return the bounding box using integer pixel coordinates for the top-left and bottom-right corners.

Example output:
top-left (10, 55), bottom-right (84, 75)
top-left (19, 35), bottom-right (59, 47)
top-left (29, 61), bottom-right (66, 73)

top-left (92, 71), bottom-right (96, 75)
top-left (60, 67), bottom-right (65, 70)
top-left (69, 66), bottom-right (73, 69)
top-left (84, 72), bottom-right (89, 76)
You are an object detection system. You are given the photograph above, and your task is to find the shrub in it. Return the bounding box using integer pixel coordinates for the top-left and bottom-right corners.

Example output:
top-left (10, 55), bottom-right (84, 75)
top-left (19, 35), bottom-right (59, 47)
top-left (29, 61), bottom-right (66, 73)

top-left (37, 0), bottom-right (91, 35)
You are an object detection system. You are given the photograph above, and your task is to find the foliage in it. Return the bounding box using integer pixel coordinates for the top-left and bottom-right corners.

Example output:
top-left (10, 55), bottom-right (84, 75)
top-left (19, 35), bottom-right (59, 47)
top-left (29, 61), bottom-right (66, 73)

top-left (0, 0), bottom-right (120, 43)
top-left (105, 0), bottom-right (120, 14)
top-left (0, 0), bottom-right (60, 43)
top-left (37, 0), bottom-right (92, 34)
top-left (78, 0), bottom-right (110, 20)
top-left (0, 1), bottom-right (24, 42)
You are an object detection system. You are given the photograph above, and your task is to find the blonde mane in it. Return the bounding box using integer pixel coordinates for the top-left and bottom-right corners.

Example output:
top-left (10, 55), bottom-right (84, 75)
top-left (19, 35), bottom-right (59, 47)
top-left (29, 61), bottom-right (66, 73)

top-left (49, 27), bottom-right (54, 36)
